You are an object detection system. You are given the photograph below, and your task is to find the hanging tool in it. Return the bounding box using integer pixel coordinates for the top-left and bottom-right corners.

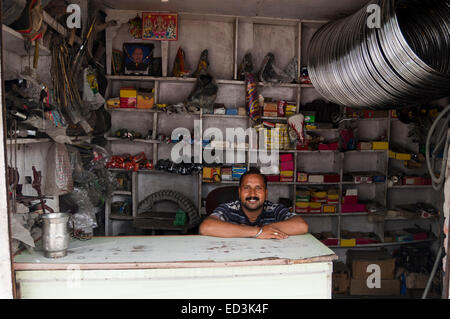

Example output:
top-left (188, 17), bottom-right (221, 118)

top-left (32, 166), bottom-right (54, 214)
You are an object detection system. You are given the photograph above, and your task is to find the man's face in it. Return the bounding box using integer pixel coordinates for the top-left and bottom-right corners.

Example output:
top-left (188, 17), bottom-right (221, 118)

top-left (132, 48), bottom-right (144, 63)
top-left (239, 174), bottom-right (267, 212)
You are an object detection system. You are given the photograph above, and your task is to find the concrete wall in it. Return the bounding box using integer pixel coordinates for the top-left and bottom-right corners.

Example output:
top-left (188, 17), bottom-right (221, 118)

top-left (0, 38), bottom-right (13, 299)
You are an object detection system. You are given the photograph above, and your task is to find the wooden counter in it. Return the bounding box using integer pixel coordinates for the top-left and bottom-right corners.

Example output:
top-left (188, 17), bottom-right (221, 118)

top-left (13, 234), bottom-right (337, 299)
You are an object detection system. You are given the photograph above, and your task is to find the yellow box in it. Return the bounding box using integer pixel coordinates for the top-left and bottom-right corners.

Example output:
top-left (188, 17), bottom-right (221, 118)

top-left (296, 202), bottom-right (310, 208)
top-left (202, 167), bottom-right (213, 180)
top-left (389, 150), bottom-right (396, 159)
top-left (280, 170), bottom-right (294, 177)
top-left (309, 202), bottom-right (322, 209)
top-left (340, 239), bottom-right (356, 247)
top-left (120, 87), bottom-right (137, 98)
top-left (137, 92), bottom-right (154, 109)
top-left (396, 153), bottom-right (411, 161)
top-left (327, 194), bottom-right (339, 201)
top-left (323, 205), bottom-right (336, 213)
top-left (107, 97), bottom-right (120, 108)
top-left (312, 191), bottom-right (327, 198)
top-left (372, 141), bottom-right (389, 150)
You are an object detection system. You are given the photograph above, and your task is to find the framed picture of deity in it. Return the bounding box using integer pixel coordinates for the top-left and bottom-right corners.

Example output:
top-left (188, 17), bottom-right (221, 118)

top-left (123, 43), bottom-right (154, 75)
top-left (142, 12), bottom-right (178, 41)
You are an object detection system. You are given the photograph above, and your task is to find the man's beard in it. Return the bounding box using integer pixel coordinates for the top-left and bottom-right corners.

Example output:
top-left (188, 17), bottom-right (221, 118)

top-left (241, 197), bottom-right (264, 212)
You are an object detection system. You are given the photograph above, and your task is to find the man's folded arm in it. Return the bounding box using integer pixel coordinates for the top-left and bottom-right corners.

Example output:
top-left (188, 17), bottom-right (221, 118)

top-left (270, 215), bottom-right (309, 235)
top-left (199, 215), bottom-right (260, 238)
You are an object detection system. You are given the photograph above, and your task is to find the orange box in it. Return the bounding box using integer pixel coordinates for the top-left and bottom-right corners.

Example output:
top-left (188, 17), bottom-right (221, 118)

top-left (137, 92), bottom-right (154, 109)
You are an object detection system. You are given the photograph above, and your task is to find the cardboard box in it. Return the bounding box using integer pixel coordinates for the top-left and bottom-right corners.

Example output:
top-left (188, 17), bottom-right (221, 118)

top-left (137, 92), bottom-right (154, 109)
top-left (333, 262), bottom-right (350, 294)
top-left (350, 279), bottom-right (400, 296)
top-left (347, 250), bottom-right (396, 280)
top-left (358, 142), bottom-right (372, 150)
top-left (308, 175), bottom-right (324, 183)
top-left (263, 102), bottom-right (278, 112)
top-left (405, 272), bottom-right (429, 289)
top-left (263, 111), bottom-right (278, 117)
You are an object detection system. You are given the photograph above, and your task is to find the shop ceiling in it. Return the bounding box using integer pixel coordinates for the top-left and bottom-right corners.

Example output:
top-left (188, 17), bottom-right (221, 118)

top-left (94, 0), bottom-right (369, 20)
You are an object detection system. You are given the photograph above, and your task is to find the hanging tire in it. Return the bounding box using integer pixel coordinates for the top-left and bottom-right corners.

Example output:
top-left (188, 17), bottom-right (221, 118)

top-left (137, 190), bottom-right (201, 228)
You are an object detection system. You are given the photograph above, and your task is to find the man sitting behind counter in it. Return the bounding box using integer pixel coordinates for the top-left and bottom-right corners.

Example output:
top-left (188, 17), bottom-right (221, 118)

top-left (199, 169), bottom-right (308, 239)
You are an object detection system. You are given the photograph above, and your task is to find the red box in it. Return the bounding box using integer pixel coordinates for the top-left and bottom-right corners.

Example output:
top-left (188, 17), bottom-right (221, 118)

top-left (356, 238), bottom-right (380, 245)
top-left (120, 97), bottom-right (137, 108)
top-left (341, 204), bottom-right (367, 213)
top-left (322, 238), bottom-right (339, 246)
top-left (296, 143), bottom-right (309, 151)
top-left (318, 142), bottom-right (338, 151)
top-left (324, 174), bottom-right (340, 183)
top-left (280, 153), bottom-right (294, 162)
top-left (266, 175), bottom-right (280, 182)
top-left (280, 176), bottom-right (294, 182)
top-left (343, 195), bottom-right (358, 204)
top-left (280, 161), bottom-right (294, 171)
top-left (364, 110), bottom-right (374, 118)
top-left (412, 233), bottom-right (428, 241)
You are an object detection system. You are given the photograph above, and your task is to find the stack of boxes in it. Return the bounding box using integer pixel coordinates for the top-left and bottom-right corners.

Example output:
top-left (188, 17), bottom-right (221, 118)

top-left (255, 123), bottom-right (289, 150)
top-left (232, 165), bottom-right (247, 181)
top-left (277, 123), bottom-right (289, 150)
top-left (221, 167), bottom-right (232, 181)
top-left (347, 250), bottom-right (399, 296)
top-left (119, 87), bottom-right (155, 109)
top-left (279, 153), bottom-right (294, 182)
top-left (284, 102), bottom-right (296, 116)
top-left (262, 101), bottom-right (278, 117)
top-left (295, 188), bottom-right (339, 214)
top-left (341, 189), bottom-right (367, 213)
top-left (302, 111), bottom-right (316, 130)
top-left (202, 167), bottom-right (221, 183)
top-left (120, 87), bottom-right (137, 108)
top-left (262, 100), bottom-right (296, 118)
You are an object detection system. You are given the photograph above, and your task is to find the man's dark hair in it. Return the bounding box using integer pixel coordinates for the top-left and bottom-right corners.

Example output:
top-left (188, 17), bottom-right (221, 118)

top-left (239, 168), bottom-right (267, 188)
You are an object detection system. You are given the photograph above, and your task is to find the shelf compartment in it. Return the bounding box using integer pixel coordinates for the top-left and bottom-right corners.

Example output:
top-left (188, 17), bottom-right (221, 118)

top-left (106, 137), bottom-right (161, 144)
top-left (2, 24), bottom-right (50, 56)
top-left (328, 238), bottom-right (436, 249)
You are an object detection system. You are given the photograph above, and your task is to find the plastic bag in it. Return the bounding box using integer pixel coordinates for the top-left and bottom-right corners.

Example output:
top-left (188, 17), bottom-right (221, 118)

top-left (187, 73), bottom-right (218, 114)
top-left (83, 67), bottom-right (106, 111)
top-left (69, 187), bottom-right (98, 235)
top-left (44, 142), bottom-right (74, 196)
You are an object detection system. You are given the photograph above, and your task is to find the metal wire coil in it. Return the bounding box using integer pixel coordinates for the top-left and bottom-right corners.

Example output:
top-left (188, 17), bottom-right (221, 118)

top-left (307, 0), bottom-right (450, 109)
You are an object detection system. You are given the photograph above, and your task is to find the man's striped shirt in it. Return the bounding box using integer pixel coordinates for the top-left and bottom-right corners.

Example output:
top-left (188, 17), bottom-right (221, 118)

top-left (210, 200), bottom-right (295, 227)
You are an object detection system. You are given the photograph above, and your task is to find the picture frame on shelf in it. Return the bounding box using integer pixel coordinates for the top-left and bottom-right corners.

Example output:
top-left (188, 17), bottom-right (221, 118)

top-left (123, 43), bottom-right (154, 75)
top-left (142, 12), bottom-right (178, 41)
top-left (112, 49), bottom-right (124, 75)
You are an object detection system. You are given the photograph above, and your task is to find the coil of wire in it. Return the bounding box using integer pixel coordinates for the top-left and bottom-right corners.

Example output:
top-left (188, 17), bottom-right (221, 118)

top-left (307, 0), bottom-right (450, 109)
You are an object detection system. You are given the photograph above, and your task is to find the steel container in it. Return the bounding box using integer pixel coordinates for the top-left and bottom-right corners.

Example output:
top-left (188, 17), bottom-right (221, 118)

top-left (41, 213), bottom-right (70, 258)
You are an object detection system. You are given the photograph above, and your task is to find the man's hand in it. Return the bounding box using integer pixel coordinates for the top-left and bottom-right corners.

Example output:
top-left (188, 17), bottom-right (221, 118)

top-left (257, 225), bottom-right (289, 240)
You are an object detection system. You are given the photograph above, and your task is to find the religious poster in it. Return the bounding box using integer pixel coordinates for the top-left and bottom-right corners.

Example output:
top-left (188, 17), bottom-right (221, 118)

top-left (142, 12), bottom-right (178, 41)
